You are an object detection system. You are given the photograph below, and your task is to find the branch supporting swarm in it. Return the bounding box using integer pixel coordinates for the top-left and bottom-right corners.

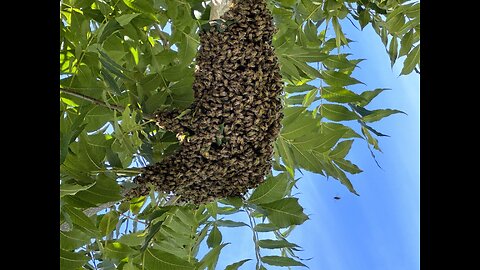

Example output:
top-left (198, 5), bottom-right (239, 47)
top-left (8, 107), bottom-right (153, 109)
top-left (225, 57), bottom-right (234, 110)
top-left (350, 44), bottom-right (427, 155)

top-left (210, 0), bottom-right (234, 20)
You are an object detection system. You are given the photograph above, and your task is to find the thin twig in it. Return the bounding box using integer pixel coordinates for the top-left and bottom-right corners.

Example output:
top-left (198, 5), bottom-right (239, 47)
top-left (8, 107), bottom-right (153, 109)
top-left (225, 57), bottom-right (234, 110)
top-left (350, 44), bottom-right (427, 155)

top-left (90, 251), bottom-right (98, 270)
top-left (60, 87), bottom-right (155, 121)
top-left (60, 189), bottom-right (130, 232)
top-left (120, 212), bottom-right (148, 225)
top-left (245, 208), bottom-right (262, 270)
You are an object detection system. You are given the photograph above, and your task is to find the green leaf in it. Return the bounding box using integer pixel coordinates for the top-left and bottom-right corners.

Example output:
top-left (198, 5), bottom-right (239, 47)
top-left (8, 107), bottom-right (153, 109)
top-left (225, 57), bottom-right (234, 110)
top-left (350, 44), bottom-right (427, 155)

top-left (249, 173), bottom-right (289, 205)
top-left (323, 55), bottom-right (359, 70)
top-left (329, 140), bottom-right (354, 159)
top-left (254, 223), bottom-right (280, 232)
top-left (60, 249), bottom-right (89, 269)
top-left (60, 182), bottom-right (95, 198)
top-left (361, 126), bottom-right (382, 151)
top-left (116, 13), bottom-right (142, 26)
top-left (122, 0), bottom-right (157, 14)
top-left (284, 84), bottom-right (316, 93)
top-left (143, 248), bottom-right (195, 270)
top-left (398, 16), bottom-right (420, 36)
top-left (358, 88), bottom-right (388, 107)
top-left (280, 58), bottom-right (303, 82)
top-left (321, 104), bottom-right (358, 121)
top-left (118, 231), bottom-right (146, 246)
top-left (401, 45), bottom-right (420, 75)
top-left (104, 241), bottom-right (135, 261)
top-left (101, 69), bottom-right (121, 95)
top-left (329, 162), bottom-right (359, 195)
top-left (322, 87), bottom-right (365, 103)
top-left (98, 20), bottom-right (123, 43)
top-left (124, 261), bottom-right (140, 270)
top-left (399, 29), bottom-right (414, 57)
top-left (207, 225), bottom-right (222, 248)
top-left (69, 174), bottom-right (123, 206)
top-left (216, 220), bottom-right (249, 228)
top-left (321, 70), bottom-right (364, 87)
top-left (169, 76), bottom-right (194, 109)
top-left (62, 205), bottom-right (99, 236)
top-left (60, 229), bottom-right (92, 250)
top-left (302, 88), bottom-right (318, 107)
top-left (386, 13), bottom-right (405, 34)
top-left (332, 17), bottom-right (348, 49)
top-left (281, 114), bottom-right (318, 139)
top-left (220, 197), bottom-right (243, 208)
top-left (99, 211), bottom-right (120, 236)
top-left (280, 46), bottom-right (329, 62)
top-left (197, 243), bottom-right (229, 270)
top-left (260, 198), bottom-right (308, 228)
top-left (258, 239), bottom-right (300, 249)
top-left (334, 159), bottom-right (363, 174)
top-left (362, 109), bottom-right (405, 122)
top-left (304, 20), bottom-right (318, 42)
top-left (141, 220), bottom-right (165, 251)
top-left (261, 256), bottom-right (307, 267)
top-left (225, 259), bottom-right (251, 270)
top-left (359, 9), bottom-right (370, 29)
top-left (388, 37), bottom-right (398, 67)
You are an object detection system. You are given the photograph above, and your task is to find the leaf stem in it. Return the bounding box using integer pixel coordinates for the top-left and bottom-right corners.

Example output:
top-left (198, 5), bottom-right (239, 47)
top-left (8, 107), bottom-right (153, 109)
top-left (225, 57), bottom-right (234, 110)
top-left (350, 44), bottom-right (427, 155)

top-left (120, 212), bottom-right (148, 225)
top-left (245, 208), bottom-right (262, 270)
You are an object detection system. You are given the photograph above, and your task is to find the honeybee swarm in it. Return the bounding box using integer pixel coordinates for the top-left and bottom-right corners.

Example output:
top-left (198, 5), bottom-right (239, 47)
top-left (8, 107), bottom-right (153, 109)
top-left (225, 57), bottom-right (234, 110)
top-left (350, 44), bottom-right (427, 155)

top-left (129, 0), bottom-right (284, 205)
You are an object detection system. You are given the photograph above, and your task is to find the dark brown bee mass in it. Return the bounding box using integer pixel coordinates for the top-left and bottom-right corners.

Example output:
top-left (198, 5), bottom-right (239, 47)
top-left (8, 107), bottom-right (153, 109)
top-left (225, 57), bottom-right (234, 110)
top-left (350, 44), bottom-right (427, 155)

top-left (129, 0), bottom-right (284, 205)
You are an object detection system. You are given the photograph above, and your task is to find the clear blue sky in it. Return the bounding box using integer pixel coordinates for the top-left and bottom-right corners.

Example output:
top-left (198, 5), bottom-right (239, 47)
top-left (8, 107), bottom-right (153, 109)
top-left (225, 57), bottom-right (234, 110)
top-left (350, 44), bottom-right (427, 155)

top-left (211, 20), bottom-right (420, 270)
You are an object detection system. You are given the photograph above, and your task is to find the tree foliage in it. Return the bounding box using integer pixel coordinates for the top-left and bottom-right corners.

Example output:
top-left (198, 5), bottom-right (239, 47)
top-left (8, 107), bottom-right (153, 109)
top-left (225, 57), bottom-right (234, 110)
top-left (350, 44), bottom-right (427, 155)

top-left (59, 0), bottom-right (420, 269)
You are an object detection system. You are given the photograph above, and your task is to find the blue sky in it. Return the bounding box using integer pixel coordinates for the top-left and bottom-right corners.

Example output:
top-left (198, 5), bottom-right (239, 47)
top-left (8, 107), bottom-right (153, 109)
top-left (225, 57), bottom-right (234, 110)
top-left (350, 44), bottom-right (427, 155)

top-left (211, 20), bottom-right (420, 270)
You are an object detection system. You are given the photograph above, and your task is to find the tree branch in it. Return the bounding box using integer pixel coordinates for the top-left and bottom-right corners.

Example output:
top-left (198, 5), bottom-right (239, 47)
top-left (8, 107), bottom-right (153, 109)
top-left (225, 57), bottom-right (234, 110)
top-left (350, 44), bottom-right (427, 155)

top-left (60, 87), bottom-right (155, 121)
top-left (60, 189), bottom-right (181, 232)
top-left (210, 0), bottom-right (233, 20)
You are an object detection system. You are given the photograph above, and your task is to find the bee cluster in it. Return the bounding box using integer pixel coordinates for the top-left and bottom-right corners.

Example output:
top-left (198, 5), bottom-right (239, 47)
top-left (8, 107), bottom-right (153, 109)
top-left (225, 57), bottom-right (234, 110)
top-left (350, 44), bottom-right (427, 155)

top-left (129, 0), bottom-right (284, 205)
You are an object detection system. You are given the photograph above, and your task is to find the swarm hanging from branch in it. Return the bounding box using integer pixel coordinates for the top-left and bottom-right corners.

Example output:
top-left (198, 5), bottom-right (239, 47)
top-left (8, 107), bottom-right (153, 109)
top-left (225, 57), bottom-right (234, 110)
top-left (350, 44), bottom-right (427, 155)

top-left (129, 0), bottom-right (284, 205)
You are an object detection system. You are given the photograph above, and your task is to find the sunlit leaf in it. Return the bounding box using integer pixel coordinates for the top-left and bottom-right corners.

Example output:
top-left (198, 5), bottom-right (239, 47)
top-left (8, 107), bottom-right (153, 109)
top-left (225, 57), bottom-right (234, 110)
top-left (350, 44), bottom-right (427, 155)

top-left (321, 104), bottom-right (358, 121)
top-left (320, 70), bottom-right (364, 87)
top-left (99, 211), bottom-right (120, 236)
top-left (225, 259), bottom-right (251, 270)
top-left (363, 109), bottom-right (405, 123)
top-left (322, 87), bottom-right (365, 103)
top-left (260, 198), bottom-right (308, 228)
top-left (249, 173), bottom-right (290, 205)
top-left (197, 243), bottom-right (228, 270)
top-left (62, 205), bottom-right (99, 236)
top-left (401, 45), bottom-right (420, 75)
top-left (104, 241), bottom-right (135, 261)
top-left (116, 13), bottom-right (142, 26)
top-left (60, 182), bottom-right (95, 198)
top-left (143, 248), bottom-right (195, 270)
